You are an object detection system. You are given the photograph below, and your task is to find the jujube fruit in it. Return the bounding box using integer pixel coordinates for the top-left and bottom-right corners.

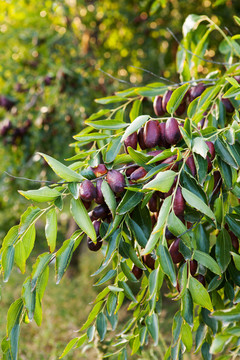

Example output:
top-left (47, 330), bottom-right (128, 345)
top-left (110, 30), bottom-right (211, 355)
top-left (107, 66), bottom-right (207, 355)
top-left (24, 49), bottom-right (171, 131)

top-left (148, 192), bottom-right (159, 213)
top-left (221, 98), bottom-right (234, 113)
top-left (79, 180), bottom-right (96, 202)
top-left (95, 179), bottom-right (104, 204)
top-left (138, 127), bottom-right (147, 150)
top-left (169, 238), bottom-right (184, 264)
top-left (143, 120), bottom-right (161, 148)
top-left (158, 122), bottom-right (169, 148)
top-left (189, 260), bottom-right (198, 276)
top-left (153, 95), bottom-right (165, 116)
top-left (125, 165), bottom-right (139, 177)
top-left (91, 164), bottom-right (108, 177)
top-left (92, 204), bottom-right (109, 220)
top-left (173, 187), bottom-right (185, 217)
top-left (189, 83), bottom-right (206, 102)
top-left (162, 90), bottom-right (173, 113)
top-left (87, 220), bottom-right (102, 251)
top-left (143, 254), bottom-right (155, 270)
top-left (132, 265), bottom-right (143, 280)
top-left (124, 132), bottom-right (138, 153)
top-left (130, 167), bottom-right (147, 182)
top-left (186, 155), bottom-right (196, 177)
top-left (165, 117), bottom-right (182, 145)
top-left (107, 169), bottom-right (126, 193)
top-left (206, 141), bottom-right (215, 160)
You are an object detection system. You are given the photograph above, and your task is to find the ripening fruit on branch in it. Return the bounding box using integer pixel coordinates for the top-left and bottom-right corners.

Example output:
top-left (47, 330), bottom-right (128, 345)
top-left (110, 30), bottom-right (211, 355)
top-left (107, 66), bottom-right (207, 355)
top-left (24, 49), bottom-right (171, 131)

top-left (95, 179), bottom-right (104, 204)
top-left (132, 265), bottom-right (143, 280)
top-left (186, 155), bottom-right (196, 177)
top-left (162, 90), bottom-right (173, 113)
top-left (206, 141), bottom-right (215, 160)
top-left (148, 192), bottom-right (159, 213)
top-left (130, 167), bottom-right (147, 182)
top-left (196, 274), bottom-right (205, 286)
top-left (79, 180), bottom-right (96, 202)
top-left (90, 164), bottom-right (108, 177)
top-left (107, 169), bottom-right (126, 194)
top-left (221, 98), bottom-right (234, 113)
top-left (189, 260), bottom-right (198, 276)
top-left (153, 95), bottom-right (165, 116)
top-left (124, 132), bottom-right (138, 153)
top-left (161, 155), bottom-right (178, 171)
top-left (165, 227), bottom-right (176, 241)
top-left (87, 220), bottom-right (102, 251)
top-left (91, 203), bottom-right (110, 220)
top-left (143, 254), bottom-right (155, 270)
top-left (143, 120), bottom-right (161, 148)
top-left (165, 117), bottom-right (182, 145)
top-left (189, 83), bottom-right (206, 102)
top-left (173, 187), bottom-right (185, 217)
top-left (138, 127), bottom-right (147, 150)
top-left (158, 122), bottom-right (169, 148)
top-left (169, 238), bottom-right (184, 264)
top-left (125, 165), bottom-right (139, 177)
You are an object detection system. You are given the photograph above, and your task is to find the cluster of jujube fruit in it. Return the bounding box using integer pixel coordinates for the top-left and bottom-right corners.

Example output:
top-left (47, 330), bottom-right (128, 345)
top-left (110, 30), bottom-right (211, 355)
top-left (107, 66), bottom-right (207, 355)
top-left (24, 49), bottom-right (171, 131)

top-left (79, 83), bottom-right (237, 287)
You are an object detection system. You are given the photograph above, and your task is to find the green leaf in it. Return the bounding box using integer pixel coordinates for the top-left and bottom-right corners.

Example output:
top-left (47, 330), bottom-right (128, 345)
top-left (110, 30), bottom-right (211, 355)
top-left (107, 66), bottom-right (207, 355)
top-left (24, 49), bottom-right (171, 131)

top-left (101, 180), bottom-right (117, 217)
top-left (181, 322), bottom-right (193, 352)
top-left (80, 301), bottom-right (104, 331)
top-left (45, 208), bottom-right (57, 252)
top-left (96, 312), bottom-right (107, 341)
top-left (59, 338), bottom-right (78, 359)
top-left (68, 182), bottom-right (79, 199)
top-left (215, 229), bottom-right (232, 272)
top-left (86, 120), bottom-right (128, 130)
top-left (225, 214), bottom-right (240, 238)
top-left (180, 170), bottom-right (207, 203)
top-left (158, 245), bottom-right (177, 286)
top-left (211, 303), bottom-right (240, 322)
top-left (2, 245), bottom-right (15, 282)
top-left (7, 298), bottom-right (24, 337)
top-left (127, 147), bottom-right (151, 167)
top-left (182, 187), bottom-right (216, 222)
top-left (6, 298), bottom-right (24, 360)
top-left (38, 153), bottom-right (83, 182)
top-left (104, 137), bottom-right (122, 164)
top-left (22, 277), bottom-right (36, 321)
top-left (128, 218), bottom-right (147, 248)
top-left (1, 225), bottom-right (19, 250)
top-left (189, 276), bottom-right (213, 311)
top-left (56, 232), bottom-right (84, 284)
top-left (146, 313), bottom-right (159, 346)
top-left (18, 187), bottom-right (61, 203)
top-left (117, 191), bottom-right (143, 215)
top-left (182, 289), bottom-right (193, 325)
top-left (128, 246), bottom-right (146, 270)
top-left (167, 211), bottom-right (191, 247)
top-left (143, 196), bottom-right (172, 254)
top-left (31, 253), bottom-right (52, 291)
top-left (182, 14), bottom-right (204, 36)
top-left (148, 268), bottom-right (159, 300)
top-left (70, 198), bottom-right (96, 242)
top-left (94, 270), bottom-right (116, 286)
top-left (166, 83), bottom-right (189, 114)
top-left (192, 137), bottom-right (209, 158)
top-left (118, 281), bottom-right (137, 303)
top-left (210, 334), bottom-right (231, 354)
top-left (193, 250), bottom-right (221, 275)
top-left (143, 170), bottom-right (176, 192)
top-left (129, 100), bottom-right (142, 122)
top-left (95, 96), bottom-right (127, 104)
top-left (231, 251), bottom-right (240, 271)
top-left (120, 261), bottom-right (138, 282)
top-left (215, 138), bottom-right (238, 169)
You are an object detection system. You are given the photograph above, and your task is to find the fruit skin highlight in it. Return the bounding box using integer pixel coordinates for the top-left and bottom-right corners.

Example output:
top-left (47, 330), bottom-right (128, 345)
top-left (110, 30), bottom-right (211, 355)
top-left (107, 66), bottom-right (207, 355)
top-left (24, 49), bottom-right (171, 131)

top-left (107, 169), bottom-right (126, 194)
top-left (165, 117), bottom-right (182, 145)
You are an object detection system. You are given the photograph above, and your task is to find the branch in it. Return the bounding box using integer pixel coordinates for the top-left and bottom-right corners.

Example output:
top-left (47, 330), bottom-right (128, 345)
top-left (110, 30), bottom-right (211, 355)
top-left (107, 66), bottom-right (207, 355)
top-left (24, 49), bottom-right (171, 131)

top-left (167, 27), bottom-right (231, 66)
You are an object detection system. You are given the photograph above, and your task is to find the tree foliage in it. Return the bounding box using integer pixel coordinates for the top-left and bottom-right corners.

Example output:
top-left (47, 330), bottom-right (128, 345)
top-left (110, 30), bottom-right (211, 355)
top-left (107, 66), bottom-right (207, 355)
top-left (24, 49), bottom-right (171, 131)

top-left (1, 9), bottom-right (240, 360)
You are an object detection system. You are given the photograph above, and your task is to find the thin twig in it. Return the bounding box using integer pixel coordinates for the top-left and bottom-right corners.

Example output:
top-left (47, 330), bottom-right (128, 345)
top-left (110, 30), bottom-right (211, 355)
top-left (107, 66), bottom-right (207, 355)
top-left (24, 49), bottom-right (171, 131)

top-left (98, 68), bottom-right (137, 87)
top-left (167, 27), bottom-right (230, 66)
top-left (129, 65), bottom-right (175, 83)
top-left (4, 171), bottom-right (55, 184)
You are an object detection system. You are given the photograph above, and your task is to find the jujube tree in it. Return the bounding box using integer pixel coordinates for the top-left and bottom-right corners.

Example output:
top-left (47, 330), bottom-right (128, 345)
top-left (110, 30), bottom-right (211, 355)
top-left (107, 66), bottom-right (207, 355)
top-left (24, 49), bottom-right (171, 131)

top-left (1, 14), bottom-right (240, 360)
